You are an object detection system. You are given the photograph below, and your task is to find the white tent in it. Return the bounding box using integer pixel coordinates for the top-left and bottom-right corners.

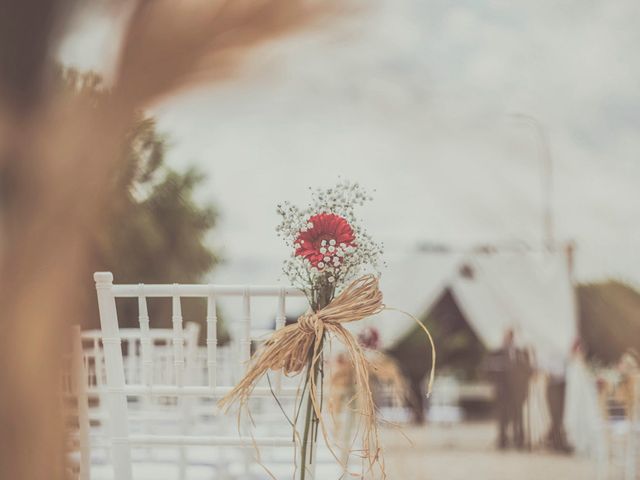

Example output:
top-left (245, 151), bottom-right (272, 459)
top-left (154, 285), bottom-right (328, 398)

top-left (362, 249), bottom-right (578, 364)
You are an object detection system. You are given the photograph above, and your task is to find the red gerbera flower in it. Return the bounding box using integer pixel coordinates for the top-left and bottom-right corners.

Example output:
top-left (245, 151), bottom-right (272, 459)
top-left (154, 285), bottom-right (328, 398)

top-left (294, 213), bottom-right (355, 269)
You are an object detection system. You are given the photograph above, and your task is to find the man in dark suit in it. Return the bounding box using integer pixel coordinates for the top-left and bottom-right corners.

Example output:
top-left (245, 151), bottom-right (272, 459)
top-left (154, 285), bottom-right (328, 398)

top-left (487, 329), bottom-right (531, 449)
top-left (510, 346), bottom-right (532, 448)
top-left (544, 352), bottom-right (572, 453)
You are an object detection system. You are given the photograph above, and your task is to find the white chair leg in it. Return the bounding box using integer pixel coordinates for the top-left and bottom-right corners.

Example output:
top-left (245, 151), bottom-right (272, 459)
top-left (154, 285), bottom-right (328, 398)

top-left (624, 428), bottom-right (636, 480)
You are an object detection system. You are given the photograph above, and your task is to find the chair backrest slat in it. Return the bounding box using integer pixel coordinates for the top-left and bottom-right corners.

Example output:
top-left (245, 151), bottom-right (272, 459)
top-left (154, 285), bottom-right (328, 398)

top-left (171, 290), bottom-right (185, 387)
top-left (93, 337), bottom-right (104, 389)
top-left (240, 287), bottom-right (251, 369)
top-left (274, 288), bottom-right (286, 393)
top-left (137, 288), bottom-right (152, 388)
top-left (206, 293), bottom-right (217, 389)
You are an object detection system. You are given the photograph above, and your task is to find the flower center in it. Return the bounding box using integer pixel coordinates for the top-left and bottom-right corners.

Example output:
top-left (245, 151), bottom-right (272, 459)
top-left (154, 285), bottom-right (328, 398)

top-left (314, 235), bottom-right (334, 249)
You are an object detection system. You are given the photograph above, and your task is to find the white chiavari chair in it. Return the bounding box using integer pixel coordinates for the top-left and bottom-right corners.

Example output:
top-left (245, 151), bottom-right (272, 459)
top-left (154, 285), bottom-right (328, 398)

top-left (81, 325), bottom-right (200, 387)
top-left (625, 373), bottom-right (639, 480)
top-left (600, 372), bottom-right (640, 480)
top-left (62, 326), bottom-right (92, 480)
top-left (427, 375), bottom-right (463, 425)
top-left (79, 324), bottom-right (203, 469)
top-left (93, 272), bottom-right (314, 480)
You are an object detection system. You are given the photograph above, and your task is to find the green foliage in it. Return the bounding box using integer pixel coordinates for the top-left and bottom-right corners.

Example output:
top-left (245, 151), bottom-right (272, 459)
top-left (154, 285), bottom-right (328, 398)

top-left (61, 67), bottom-right (227, 342)
top-left (578, 280), bottom-right (640, 364)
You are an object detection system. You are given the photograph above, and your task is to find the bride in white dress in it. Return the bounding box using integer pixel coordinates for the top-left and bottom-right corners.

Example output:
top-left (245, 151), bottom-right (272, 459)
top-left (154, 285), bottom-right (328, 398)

top-left (563, 343), bottom-right (606, 457)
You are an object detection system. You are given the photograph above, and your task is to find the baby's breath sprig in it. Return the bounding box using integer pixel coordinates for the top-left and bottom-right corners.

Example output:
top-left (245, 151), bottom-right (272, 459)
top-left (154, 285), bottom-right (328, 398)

top-left (276, 180), bottom-right (383, 309)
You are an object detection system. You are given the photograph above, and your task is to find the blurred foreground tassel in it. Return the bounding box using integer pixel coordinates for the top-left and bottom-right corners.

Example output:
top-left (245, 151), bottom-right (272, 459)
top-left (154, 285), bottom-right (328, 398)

top-left (0, 1), bottom-right (334, 478)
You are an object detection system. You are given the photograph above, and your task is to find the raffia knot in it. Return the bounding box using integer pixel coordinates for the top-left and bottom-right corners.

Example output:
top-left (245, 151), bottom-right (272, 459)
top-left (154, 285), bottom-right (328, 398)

top-left (297, 311), bottom-right (323, 335)
top-left (219, 274), bottom-right (385, 399)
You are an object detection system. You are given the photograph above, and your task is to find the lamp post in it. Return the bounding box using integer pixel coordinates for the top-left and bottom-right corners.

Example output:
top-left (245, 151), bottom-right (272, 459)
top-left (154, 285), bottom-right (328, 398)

top-left (510, 113), bottom-right (555, 252)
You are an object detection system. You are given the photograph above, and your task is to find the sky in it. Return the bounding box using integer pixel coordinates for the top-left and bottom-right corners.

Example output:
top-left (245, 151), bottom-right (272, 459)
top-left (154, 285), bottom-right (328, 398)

top-left (59, 0), bottom-right (640, 288)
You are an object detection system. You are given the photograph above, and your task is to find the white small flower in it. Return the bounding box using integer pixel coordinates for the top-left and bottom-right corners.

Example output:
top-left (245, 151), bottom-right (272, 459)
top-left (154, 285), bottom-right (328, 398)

top-left (340, 243), bottom-right (346, 249)
top-left (320, 247), bottom-right (327, 254)
top-left (323, 256), bottom-right (331, 262)
top-left (307, 222), bottom-right (313, 229)
top-left (328, 246), bottom-right (335, 252)
top-left (318, 262), bottom-right (325, 268)
top-left (328, 276), bottom-right (335, 283)
top-left (329, 239), bottom-right (336, 246)
top-left (321, 240), bottom-right (327, 246)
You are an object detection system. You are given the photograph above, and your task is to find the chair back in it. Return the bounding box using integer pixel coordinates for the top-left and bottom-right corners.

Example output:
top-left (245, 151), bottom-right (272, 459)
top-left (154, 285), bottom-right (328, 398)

top-left (93, 271), bottom-right (304, 480)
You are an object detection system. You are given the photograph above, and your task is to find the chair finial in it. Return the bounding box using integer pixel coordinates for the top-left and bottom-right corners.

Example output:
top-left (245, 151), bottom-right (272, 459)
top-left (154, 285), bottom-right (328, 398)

top-left (94, 272), bottom-right (114, 284)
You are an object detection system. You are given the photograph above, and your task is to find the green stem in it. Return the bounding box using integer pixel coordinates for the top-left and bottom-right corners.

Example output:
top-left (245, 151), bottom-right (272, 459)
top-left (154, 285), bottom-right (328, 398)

top-left (299, 375), bottom-right (314, 480)
top-left (300, 283), bottom-right (331, 480)
top-left (299, 335), bottom-right (324, 480)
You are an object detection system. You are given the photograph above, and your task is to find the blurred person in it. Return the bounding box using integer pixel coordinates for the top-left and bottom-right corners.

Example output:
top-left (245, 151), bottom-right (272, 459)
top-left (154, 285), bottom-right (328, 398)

top-left (564, 340), bottom-right (605, 457)
top-left (358, 326), bottom-right (381, 350)
top-left (615, 350), bottom-right (639, 419)
top-left (486, 329), bottom-right (531, 449)
top-left (512, 340), bottom-right (532, 448)
top-left (524, 348), bottom-right (552, 448)
top-left (541, 349), bottom-right (573, 453)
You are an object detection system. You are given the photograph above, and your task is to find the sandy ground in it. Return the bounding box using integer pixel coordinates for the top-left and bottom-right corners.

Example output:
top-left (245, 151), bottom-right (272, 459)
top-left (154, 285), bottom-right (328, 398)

top-left (90, 422), bottom-right (596, 479)
top-left (381, 422), bottom-right (594, 480)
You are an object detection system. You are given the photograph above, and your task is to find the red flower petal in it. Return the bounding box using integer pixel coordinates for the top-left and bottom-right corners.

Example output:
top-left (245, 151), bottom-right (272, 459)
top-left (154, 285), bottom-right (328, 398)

top-left (294, 213), bottom-right (355, 268)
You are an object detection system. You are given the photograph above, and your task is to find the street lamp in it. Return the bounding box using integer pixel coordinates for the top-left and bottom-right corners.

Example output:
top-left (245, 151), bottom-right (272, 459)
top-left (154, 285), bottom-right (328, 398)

top-left (509, 113), bottom-right (555, 252)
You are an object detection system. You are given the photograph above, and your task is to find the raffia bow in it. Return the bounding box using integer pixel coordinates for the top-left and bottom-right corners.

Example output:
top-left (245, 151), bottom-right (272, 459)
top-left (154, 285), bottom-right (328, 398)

top-left (218, 274), bottom-right (435, 478)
